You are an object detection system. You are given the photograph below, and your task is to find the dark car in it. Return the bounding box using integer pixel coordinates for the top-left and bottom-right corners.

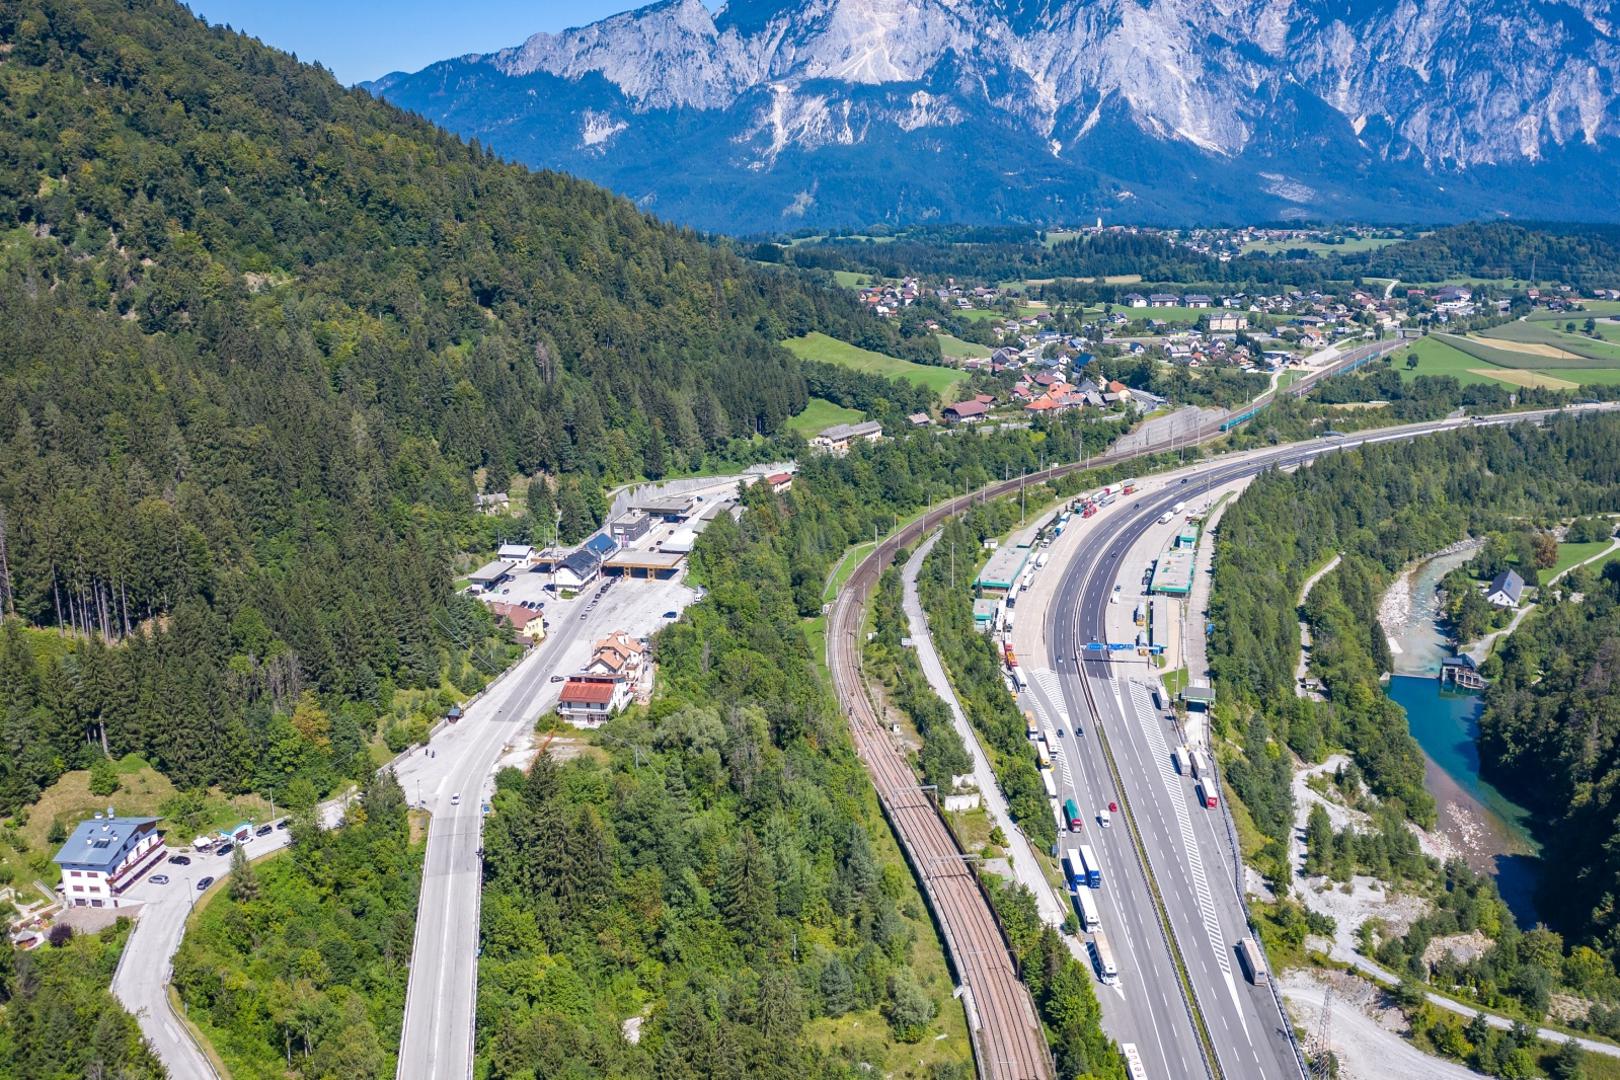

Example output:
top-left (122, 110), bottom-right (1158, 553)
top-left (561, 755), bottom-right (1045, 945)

top-left (168, 854), bottom-right (191, 866)
top-left (196, 876), bottom-right (215, 891)
top-left (215, 842), bottom-right (234, 857)
top-left (550, 674), bottom-right (564, 683)
top-left (255, 824), bottom-right (273, 837)
top-left (663, 611), bottom-right (677, 619)
top-left (277, 820), bottom-right (289, 830)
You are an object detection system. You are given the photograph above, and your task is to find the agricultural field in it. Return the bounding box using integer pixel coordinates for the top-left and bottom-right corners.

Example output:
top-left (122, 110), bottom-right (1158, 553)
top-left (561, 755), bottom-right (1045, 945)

top-left (1394, 333), bottom-right (1620, 391)
top-left (1475, 321), bottom-right (1620, 364)
top-left (1241, 235), bottom-right (1405, 256)
top-left (783, 332), bottom-right (968, 398)
top-left (936, 333), bottom-right (992, 360)
top-left (831, 269), bottom-right (873, 289)
top-left (1119, 304), bottom-right (1220, 324)
top-left (787, 396), bottom-right (865, 436)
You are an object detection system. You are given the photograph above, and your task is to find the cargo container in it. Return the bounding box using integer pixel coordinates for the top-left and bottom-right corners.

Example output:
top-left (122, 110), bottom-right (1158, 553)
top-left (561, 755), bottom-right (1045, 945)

top-left (1190, 749), bottom-right (1210, 780)
top-left (1237, 936), bottom-right (1269, 985)
top-left (1172, 745), bottom-right (1187, 774)
top-left (1196, 779), bottom-right (1218, 809)
top-left (1040, 768), bottom-right (1057, 799)
top-left (1074, 886), bottom-right (1102, 932)
top-left (1036, 738), bottom-right (1052, 769)
top-left (1064, 847), bottom-right (1087, 889)
top-left (1024, 710), bottom-right (1039, 739)
top-left (1092, 931), bottom-right (1120, 985)
top-left (1077, 844), bottom-right (1102, 888)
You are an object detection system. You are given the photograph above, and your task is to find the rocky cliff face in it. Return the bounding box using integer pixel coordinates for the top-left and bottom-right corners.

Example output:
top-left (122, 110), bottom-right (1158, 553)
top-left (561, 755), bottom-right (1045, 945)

top-left (366, 0), bottom-right (1620, 230)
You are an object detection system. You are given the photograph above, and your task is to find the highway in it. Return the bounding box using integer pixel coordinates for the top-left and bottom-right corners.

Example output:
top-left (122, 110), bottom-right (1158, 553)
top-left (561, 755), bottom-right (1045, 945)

top-left (394, 572), bottom-right (695, 1080)
top-left (1030, 404), bottom-right (1620, 1079)
top-left (827, 374), bottom-right (1615, 1080)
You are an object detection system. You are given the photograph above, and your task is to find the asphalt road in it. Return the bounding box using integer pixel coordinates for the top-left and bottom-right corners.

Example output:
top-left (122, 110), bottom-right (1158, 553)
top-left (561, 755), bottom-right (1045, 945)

top-left (1031, 403), bottom-right (1620, 1079)
top-left (394, 573), bottom-right (696, 1080)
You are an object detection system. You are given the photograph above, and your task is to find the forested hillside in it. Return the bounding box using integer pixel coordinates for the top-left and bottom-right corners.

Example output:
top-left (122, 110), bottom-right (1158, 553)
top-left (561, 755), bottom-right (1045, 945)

top-left (1209, 416), bottom-right (1620, 882)
top-left (472, 415), bottom-right (1127, 1077)
top-left (0, 0), bottom-right (921, 812)
top-left (1482, 562), bottom-right (1620, 948)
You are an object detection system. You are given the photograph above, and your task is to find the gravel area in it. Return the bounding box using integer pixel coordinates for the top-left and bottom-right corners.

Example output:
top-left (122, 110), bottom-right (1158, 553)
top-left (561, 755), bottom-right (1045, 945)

top-left (1282, 969), bottom-right (1488, 1080)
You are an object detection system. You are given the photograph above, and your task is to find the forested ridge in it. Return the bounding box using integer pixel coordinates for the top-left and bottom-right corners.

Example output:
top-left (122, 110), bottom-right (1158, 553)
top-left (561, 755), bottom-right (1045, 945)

top-left (770, 222), bottom-right (1620, 290)
top-left (0, 0), bottom-right (926, 812)
top-left (1209, 416), bottom-right (1620, 882)
top-left (1482, 561), bottom-right (1620, 951)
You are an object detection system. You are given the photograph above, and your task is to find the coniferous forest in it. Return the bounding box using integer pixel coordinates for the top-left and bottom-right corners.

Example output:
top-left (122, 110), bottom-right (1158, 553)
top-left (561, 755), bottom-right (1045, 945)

top-left (0, 0), bottom-right (926, 812)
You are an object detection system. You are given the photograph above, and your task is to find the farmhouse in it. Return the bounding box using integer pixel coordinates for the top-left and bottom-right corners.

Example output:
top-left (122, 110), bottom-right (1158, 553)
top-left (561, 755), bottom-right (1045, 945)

top-left (1487, 569), bottom-right (1525, 608)
top-left (944, 399), bottom-right (991, 424)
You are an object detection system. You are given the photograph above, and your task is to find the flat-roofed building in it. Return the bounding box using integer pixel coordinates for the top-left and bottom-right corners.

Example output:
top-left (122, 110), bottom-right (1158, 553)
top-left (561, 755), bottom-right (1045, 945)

top-left (811, 420), bottom-right (884, 455)
top-left (468, 560), bottom-right (514, 592)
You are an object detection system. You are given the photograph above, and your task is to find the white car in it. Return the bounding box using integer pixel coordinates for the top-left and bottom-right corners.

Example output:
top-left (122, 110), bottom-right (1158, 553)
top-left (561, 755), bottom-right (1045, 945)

top-left (1098, 809), bottom-right (1112, 829)
top-left (450, 793), bottom-right (461, 806)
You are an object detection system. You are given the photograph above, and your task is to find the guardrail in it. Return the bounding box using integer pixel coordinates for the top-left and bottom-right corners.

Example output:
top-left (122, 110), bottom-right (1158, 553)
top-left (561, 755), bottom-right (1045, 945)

top-left (1076, 672), bottom-right (1221, 1080)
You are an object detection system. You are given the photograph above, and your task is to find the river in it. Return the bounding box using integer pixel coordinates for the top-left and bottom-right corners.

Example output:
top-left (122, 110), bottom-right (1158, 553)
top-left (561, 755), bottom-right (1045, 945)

top-left (1378, 546), bottom-right (1542, 926)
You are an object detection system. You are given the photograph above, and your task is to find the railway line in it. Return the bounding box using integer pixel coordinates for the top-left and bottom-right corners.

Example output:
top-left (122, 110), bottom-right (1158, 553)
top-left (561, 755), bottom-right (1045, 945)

top-left (820, 338), bottom-right (1584, 1080)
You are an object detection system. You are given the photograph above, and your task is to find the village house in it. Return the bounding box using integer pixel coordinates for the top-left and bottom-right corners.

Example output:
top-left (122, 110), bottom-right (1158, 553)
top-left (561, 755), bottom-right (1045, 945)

top-left (943, 399), bottom-right (991, 424)
top-left (484, 601), bottom-right (547, 643)
top-left (55, 813), bottom-right (164, 908)
top-left (474, 492), bottom-right (510, 514)
top-left (1487, 569), bottom-right (1525, 608)
top-left (765, 471), bottom-right (793, 494)
top-left (811, 420), bottom-right (884, 455)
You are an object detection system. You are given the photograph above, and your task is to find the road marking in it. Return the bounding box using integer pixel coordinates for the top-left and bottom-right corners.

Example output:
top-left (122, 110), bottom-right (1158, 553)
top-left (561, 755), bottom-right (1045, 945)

top-left (1120, 679), bottom-right (1236, 996)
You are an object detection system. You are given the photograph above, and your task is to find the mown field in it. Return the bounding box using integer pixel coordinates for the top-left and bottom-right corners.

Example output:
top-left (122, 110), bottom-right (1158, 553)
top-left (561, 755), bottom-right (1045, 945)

top-left (787, 395), bottom-right (865, 435)
top-left (1395, 333), bottom-right (1620, 390)
top-left (936, 333), bottom-right (992, 360)
top-left (1241, 236), bottom-right (1405, 256)
top-left (783, 331), bottom-right (968, 398)
top-left (1474, 321), bottom-right (1620, 364)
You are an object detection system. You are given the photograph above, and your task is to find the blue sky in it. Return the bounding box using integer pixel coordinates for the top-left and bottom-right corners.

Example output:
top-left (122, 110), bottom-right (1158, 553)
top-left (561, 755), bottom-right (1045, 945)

top-left (196, 1), bottom-right (644, 85)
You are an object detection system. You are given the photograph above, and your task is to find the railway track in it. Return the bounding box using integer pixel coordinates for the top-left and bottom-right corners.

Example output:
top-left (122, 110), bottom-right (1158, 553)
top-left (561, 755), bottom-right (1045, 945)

top-left (822, 340), bottom-right (1398, 1079)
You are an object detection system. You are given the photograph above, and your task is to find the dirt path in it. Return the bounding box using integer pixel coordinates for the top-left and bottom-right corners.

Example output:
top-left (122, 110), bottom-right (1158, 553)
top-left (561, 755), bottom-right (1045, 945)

top-left (1282, 971), bottom-right (1487, 1080)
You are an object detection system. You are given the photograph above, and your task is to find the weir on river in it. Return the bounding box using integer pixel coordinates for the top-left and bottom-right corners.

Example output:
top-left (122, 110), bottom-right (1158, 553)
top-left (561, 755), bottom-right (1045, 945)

top-left (1378, 547), bottom-right (1542, 927)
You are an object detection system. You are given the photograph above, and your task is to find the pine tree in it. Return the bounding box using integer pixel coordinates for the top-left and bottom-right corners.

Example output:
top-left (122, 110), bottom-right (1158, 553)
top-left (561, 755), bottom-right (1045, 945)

top-left (229, 844), bottom-right (259, 903)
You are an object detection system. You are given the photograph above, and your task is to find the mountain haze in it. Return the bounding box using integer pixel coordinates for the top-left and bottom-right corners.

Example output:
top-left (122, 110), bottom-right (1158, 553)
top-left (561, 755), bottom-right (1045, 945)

top-left (367, 0), bottom-right (1620, 231)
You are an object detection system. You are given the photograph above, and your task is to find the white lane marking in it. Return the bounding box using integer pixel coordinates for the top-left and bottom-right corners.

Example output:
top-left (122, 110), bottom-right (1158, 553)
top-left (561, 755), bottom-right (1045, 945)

top-left (1122, 680), bottom-right (1237, 986)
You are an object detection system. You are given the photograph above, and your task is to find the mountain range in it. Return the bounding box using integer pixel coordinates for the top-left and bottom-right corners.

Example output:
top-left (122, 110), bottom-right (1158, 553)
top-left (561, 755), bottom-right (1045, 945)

top-left (365, 0), bottom-right (1620, 232)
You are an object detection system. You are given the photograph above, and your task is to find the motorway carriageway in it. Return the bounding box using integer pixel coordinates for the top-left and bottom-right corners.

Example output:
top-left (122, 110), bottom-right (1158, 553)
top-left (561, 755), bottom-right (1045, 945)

top-left (1024, 405), bottom-right (1620, 1080)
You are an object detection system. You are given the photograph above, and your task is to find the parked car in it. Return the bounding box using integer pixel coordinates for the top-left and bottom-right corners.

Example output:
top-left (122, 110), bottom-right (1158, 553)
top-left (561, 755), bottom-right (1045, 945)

top-left (168, 854), bottom-right (191, 866)
top-left (255, 824), bottom-right (273, 837)
top-left (663, 611), bottom-right (677, 619)
top-left (196, 876), bottom-right (215, 891)
top-left (149, 874), bottom-right (169, 885)
top-left (215, 842), bottom-right (234, 857)
top-left (550, 675), bottom-right (564, 683)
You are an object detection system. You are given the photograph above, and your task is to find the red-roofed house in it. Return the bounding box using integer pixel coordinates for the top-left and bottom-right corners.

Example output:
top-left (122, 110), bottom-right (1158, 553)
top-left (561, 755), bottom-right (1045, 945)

top-left (943, 399), bottom-right (991, 424)
top-left (557, 678), bottom-right (625, 727)
top-left (765, 471), bottom-right (793, 494)
top-left (485, 601), bottom-right (547, 643)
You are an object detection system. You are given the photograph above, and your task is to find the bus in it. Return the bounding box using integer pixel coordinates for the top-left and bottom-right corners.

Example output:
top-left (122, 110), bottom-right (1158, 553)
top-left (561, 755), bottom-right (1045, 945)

top-left (1064, 847), bottom-right (1087, 889)
top-left (1237, 936), bottom-right (1270, 985)
top-left (1040, 768), bottom-right (1057, 799)
top-left (1074, 886), bottom-right (1101, 932)
top-left (1063, 798), bottom-right (1084, 831)
top-left (1077, 843), bottom-right (1101, 887)
top-left (1091, 931), bottom-right (1120, 985)
top-left (1196, 779), bottom-right (1219, 809)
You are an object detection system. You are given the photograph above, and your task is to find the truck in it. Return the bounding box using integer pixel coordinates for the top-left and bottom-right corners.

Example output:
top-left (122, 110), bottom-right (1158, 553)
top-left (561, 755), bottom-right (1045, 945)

top-left (1237, 936), bottom-right (1270, 985)
top-left (1171, 745), bottom-right (1186, 774)
top-left (1077, 843), bottom-right (1102, 888)
top-left (1011, 668), bottom-right (1029, 694)
top-left (1035, 738), bottom-right (1052, 769)
top-left (1157, 509), bottom-right (1174, 524)
top-left (1064, 847), bottom-right (1088, 889)
top-left (1189, 749), bottom-right (1210, 780)
top-left (1092, 931), bottom-right (1120, 985)
top-left (1081, 502), bottom-right (1098, 519)
top-left (1196, 779), bottom-right (1219, 809)
top-left (1121, 479), bottom-right (1138, 495)
top-left (1024, 709), bottom-right (1039, 739)
top-left (1003, 642), bottom-right (1018, 668)
top-left (1064, 798), bottom-right (1084, 832)
top-left (1036, 552), bottom-right (1050, 569)
top-left (1074, 886), bottom-right (1102, 932)
top-left (1040, 768), bottom-right (1058, 799)
top-left (1171, 500), bottom-right (1186, 517)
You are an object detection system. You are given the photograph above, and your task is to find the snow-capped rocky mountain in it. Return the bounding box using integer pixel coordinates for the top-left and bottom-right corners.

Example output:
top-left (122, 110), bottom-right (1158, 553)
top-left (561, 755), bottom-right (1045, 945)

top-left (365, 0), bottom-right (1620, 230)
